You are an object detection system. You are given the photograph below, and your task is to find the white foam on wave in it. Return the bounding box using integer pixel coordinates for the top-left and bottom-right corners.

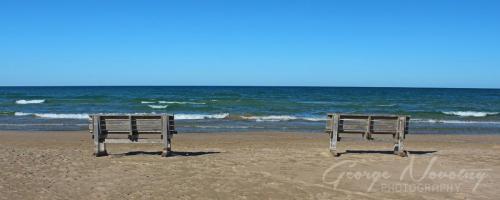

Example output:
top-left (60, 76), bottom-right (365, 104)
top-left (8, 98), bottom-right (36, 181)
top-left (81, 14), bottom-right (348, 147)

top-left (241, 115), bottom-right (297, 122)
top-left (148, 105), bottom-right (168, 109)
top-left (15, 99), bottom-right (45, 104)
top-left (241, 115), bottom-right (326, 122)
top-left (15, 112), bottom-right (169, 119)
top-left (302, 117), bottom-right (327, 121)
top-left (413, 119), bottom-right (500, 124)
top-left (175, 113), bottom-right (229, 120)
top-left (14, 111), bottom-right (230, 120)
top-left (34, 113), bottom-right (90, 119)
top-left (377, 104), bottom-right (396, 107)
top-left (190, 125), bottom-right (253, 129)
top-left (14, 112), bottom-right (90, 119)
top-left (442, 111), bottom-right (499, 117)
top-left (142, 101), bottom-right (205, 105)
top-left (299, 101), bottom-right (336, 105)
top-left (14, 112), bottom-right (31, 116)
top-left (158, 101), bottom-right (206, 105)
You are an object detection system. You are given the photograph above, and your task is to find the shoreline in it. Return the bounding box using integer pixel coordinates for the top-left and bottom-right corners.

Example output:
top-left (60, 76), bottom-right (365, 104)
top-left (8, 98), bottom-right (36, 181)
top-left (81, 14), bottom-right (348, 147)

top-left (2, 128), bottom-right (500, 135)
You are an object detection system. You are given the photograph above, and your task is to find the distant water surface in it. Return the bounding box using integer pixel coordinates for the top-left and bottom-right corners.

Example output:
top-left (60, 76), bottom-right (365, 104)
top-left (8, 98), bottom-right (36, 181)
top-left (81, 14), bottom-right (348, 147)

top-left (1, 86), bottom-right (499, 134)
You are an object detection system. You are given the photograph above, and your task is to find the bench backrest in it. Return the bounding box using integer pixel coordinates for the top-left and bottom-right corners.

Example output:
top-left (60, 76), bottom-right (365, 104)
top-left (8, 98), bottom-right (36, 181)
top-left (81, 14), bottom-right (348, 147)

top-left (326, 114), bottom-right (409, 135)
top-left (89, 115), bottom-right (175, 134)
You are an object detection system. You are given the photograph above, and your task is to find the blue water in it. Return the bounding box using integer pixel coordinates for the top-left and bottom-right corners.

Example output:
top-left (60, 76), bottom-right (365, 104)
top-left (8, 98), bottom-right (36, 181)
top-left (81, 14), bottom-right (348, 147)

top-left (1, 86), bottom-right (500, 134)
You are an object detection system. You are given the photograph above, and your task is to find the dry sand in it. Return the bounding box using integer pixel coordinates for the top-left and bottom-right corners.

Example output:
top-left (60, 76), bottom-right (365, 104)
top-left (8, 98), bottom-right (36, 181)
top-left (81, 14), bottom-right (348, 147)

top-left (1, 131), bottom-right (499, 200)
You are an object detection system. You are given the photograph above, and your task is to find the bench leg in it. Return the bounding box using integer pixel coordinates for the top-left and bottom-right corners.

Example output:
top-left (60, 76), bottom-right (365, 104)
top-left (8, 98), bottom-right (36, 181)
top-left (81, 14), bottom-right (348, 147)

top-left (161, 116), bottom-right (172, 157)
top-left (95, 142), bottom-right (108, 157)
top-left (393, 135), bottom-right (407, 157)
top-left (93, 115), bottom-right (107, 157)
top-left (93, 135), bottom-right (107, 157)
top-left (94, 136), bottom-right (108, 157)
top-left (393, 117), bottom-right (408, 157)
top-left (329, 114), bottom-right (340, 157)
top-left (330, 132), bottom-right (339, 157)
top-left (393, 134), bottom-right (399, 155)
top-left (162, 137), bottom-right (172, 157)
top-left (398, 138), bottom-right (407, 157)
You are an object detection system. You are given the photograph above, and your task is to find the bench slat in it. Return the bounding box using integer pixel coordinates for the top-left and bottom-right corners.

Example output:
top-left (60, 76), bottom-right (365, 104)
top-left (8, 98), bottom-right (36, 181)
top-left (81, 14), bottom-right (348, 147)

top-left (104, 139), bottom-right (163, 144)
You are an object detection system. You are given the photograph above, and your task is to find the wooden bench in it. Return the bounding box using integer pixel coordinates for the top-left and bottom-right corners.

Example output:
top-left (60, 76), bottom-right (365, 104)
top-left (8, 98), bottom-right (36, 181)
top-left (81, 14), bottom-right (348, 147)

top-left (325, 113), bottom-right (409, 157)
top-left (89, 114), bottom-right (177, 157)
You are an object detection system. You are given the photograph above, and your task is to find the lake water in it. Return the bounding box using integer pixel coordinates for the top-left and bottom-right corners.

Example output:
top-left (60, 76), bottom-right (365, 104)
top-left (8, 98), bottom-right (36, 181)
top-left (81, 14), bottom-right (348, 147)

top-left (1, 86), bottom-right (499, 134)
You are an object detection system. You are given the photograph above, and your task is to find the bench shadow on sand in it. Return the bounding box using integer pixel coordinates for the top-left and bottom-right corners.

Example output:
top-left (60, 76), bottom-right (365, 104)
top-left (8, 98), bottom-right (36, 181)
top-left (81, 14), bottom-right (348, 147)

top-left (339, 150), bottom-right (437, 156)
top-left (110, 151), bottom-right (221, 157)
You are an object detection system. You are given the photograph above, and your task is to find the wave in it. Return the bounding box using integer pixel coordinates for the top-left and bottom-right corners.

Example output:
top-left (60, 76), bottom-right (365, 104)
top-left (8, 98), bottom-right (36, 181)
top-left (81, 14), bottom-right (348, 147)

top-left (377, 104), bottom-right (396, 107)
top-left (187, 125), bottom-right (254, 129)
top-left (15, 99), bottom-right (45, 104)
top-left (0, 123), bottom-right (66, 126)
top-left (14, 112), bottom-right (31, 116)
top-left (241, 115), bottom-right (297, 122)
top-left (14, 112), bottom-right (90, 119)
top-left (299, 101), bottom-right (336, 105)
top-left (302, 117), bottom-right (327, 121)
top-left (34, 113), bottom-right (89, 119)
top-left (413, 119), bottom-right (500, 125)
top-left (241, 115), bottom-right (326, 122)
top-left (14, 112), bottom-right (169, 119)
top-left (175, 113), bottom-right (229, 120)
top-left (148, 105), bottom-right (168, 109)
top-left (12, 111), bottom-right (228, 120)
top-left (442, 111), bottom-right (499, 117)
top-left (158, 101), bottom-right (206, 105)
top-left (141, 101), bottom-right (206, 105)
top-left (0, 111), bottom-right (15, 115)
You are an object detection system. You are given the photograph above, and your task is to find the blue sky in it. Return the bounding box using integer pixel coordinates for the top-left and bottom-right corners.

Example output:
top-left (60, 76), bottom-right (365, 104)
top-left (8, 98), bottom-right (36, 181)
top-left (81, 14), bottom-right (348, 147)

top-left (1, 0), bottom-right (499, 88)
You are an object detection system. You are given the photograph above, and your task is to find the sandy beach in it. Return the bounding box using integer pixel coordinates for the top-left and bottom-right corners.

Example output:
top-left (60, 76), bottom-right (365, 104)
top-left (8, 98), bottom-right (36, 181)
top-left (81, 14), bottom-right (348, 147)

top-left (1, 131), bottom-right (499, 200)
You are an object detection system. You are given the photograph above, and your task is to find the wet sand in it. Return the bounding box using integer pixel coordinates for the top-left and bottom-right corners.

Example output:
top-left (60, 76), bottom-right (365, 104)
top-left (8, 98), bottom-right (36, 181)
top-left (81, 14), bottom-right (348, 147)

top-left (1, 131), bottom-right (499, 200)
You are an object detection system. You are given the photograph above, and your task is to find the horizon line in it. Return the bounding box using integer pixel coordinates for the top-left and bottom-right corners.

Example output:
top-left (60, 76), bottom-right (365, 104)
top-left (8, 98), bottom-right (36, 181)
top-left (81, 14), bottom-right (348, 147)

top-left (0, 85), bottom-right (499, 90)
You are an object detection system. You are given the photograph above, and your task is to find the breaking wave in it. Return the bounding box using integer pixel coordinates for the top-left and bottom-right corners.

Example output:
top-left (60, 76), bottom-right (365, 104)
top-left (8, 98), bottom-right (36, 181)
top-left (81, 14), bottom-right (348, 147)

top-left (241, 115), bottom-right (297, 122)
top-left (158, 101), bottom-right (206, 105)
top-left (175, 113), bottom-right (229, 120)
top-left (14, 112), bottom-right (90, 119)
top-left (15, 99), bottom-right (45, 104)
top-left (377, 104), bottom-right (396, 107)
top-left (302, 117), bottom-right (327, 121)
top-left (241, 115), bottom-right (325, 122)
top-left (148, 105), bottom-right (168, 109)
top-left (442, 111), bottom-right (499, 117)
top-left (141, 101), bottom-right (206, 105)
top-left (413, 119), bottom-right (500, 124)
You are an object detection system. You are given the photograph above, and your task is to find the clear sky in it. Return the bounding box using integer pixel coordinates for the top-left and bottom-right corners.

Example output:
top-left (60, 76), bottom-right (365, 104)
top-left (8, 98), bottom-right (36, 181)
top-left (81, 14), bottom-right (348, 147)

top-left (1, 0), bottom-right (499, 88)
